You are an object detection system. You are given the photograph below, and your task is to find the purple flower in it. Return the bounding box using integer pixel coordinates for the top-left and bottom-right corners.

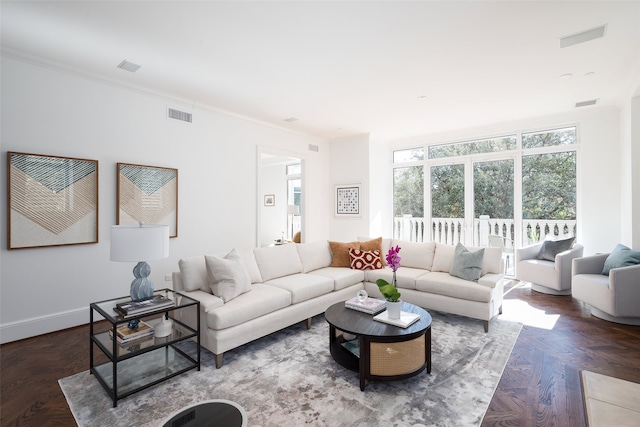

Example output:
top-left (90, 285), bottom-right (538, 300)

top-left (386, 246), bottom-right (401, 272)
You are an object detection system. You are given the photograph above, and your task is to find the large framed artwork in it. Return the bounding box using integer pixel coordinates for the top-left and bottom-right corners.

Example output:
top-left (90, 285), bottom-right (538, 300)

top-left (7, 152), bottom-right (99, 249)
top-left (117, 163), bottom-right (178, 237)
top-left (335, 184), bottom-right (361, 217)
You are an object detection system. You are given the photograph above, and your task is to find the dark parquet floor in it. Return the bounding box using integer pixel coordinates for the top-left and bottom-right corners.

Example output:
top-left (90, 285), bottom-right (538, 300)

top-left (2, 281), bottom-right (640, 427)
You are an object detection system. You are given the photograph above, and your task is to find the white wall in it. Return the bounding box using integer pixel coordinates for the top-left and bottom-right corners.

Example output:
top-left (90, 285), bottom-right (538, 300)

top-left (385, 107), bottom-right (626, 255)
top-left (258, 161), bottom-right (287, 246)
top-left (0, 56), bottom-right (331, 343)
top-left (328, 134), bottom-right (371, 241)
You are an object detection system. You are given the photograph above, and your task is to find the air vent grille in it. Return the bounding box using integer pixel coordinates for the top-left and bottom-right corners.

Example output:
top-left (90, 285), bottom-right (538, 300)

top-left (168, 108), bottom-right (192, 123)
top-left (560, 25), bottom-right (606, 48)
top-left (575, 99), bottom-right (599, 108)
top-left (308, 144), bottom-right (319, 152)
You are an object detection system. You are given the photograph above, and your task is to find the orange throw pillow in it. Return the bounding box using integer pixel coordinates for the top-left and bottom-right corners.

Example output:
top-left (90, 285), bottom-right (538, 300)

top-left (329, 241), bottom-right (361, 267)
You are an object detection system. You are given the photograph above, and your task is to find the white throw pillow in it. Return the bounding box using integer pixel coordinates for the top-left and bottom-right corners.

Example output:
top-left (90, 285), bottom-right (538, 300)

top-left (205, 249), bottom-right (252, 302)
top-left (178, 256), bottom-right (208, 292)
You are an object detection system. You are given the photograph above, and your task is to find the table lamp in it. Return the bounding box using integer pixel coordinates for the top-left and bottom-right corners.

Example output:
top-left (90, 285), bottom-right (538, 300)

top-left (110, 224), bottom-right (170, 300)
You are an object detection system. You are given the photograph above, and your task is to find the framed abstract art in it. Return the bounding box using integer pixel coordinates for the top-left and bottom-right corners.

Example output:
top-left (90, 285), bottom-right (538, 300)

top-left (7, 152), bottom-right (99, 249)
top-left (335, 184), bottom-right (361, 217)
top-left (117, 163), bottom-right (178, 237)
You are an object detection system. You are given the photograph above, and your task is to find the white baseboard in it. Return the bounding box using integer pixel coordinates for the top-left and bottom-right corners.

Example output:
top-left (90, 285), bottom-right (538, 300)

top-left (0, 308), bottom-right (89, 344)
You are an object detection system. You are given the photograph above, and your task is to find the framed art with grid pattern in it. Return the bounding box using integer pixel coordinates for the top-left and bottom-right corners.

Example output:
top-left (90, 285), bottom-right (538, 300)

top-left (335, 184), bottom-right (361, 217)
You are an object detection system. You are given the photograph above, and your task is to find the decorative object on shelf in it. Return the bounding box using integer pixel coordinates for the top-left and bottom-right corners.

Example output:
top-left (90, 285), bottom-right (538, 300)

top-left (376, 245), bottom-right (403, 319)
top-left (117, 163), bottom-right (178, 237)
top-left (334, 184), bottom-right (361, 217)
top-left (264, 194), bottom-right (275, 206)
top-left (110, 223), bottom-right (170, 300)
top-left (287, 204), bottom-right (299, 240)
top-left (128, 319), bottom-right (140, 330)
top-left (7, 151), bottom-right (98, 250)
top-left (155, 318), bottom-right (174, 338)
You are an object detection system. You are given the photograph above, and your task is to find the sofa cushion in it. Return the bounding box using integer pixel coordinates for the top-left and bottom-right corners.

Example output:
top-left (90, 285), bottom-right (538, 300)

top-left (329, 241), bottom-right (360, 267)
top-left (178, 256), bottom-right (209, 292)
top-left (364, 267), bottom-right (426, 290)
top-left (358, 237), bottom-right (387, 266)
top-left (349, 249), bottom-right (383, 270)
top-left (205, 249), bottom-right (252, 303)
top-left (449, 243), bottom-right (485, 282)
top-left (296, 240), bottom-right (332, 273)
top-left (308, 267), bottom-right (365, 291)
top-left (391, 240), bottom-right (436, 270)
top-left (602, 244), bottom-right (640, 275)
top-left (416, 272), bottom-right (492, 303)
top-left (431, 243), bottom-right (456, 273)
top-left (236, 247), bottom-right (263, 283)
top-left (264, 273), bottom-right (334, 304)
top-left (536, 237), bottom-right (575, 261)
top-left (253, 244), bottom-right (303, 281)
top-left (205, 283), bottom-right (291, 330)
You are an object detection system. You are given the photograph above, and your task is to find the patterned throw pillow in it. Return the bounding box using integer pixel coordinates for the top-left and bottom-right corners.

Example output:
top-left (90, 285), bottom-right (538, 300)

top-left (348, 249), bottom-right (383, 270)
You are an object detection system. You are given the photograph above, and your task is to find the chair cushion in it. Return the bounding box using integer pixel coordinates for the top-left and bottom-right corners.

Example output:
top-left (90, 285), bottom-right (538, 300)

top-left (602, 244), bottom-right (640, 275)
top-left (449, 243), bottom-right (485, 282)
top-left (536, 237), bottom-right (575, 261)
top-left (205, 249), bottom-right (252, 303)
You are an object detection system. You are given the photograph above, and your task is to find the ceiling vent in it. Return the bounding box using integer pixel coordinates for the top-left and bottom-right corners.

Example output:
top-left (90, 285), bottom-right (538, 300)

top-left (308, 144), bottom-right (319, 152)
top-left (168, 108), bottom-right (192, 123)
top-left (117, 60), bottom-right (141, 73)
top-left (575, 99), bottom-right (599, 108)
top-left (560, 25), bottom-right (606, 48)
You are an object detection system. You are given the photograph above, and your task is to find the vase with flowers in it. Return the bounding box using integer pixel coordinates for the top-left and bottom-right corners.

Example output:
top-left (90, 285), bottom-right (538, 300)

top-left (376, 245), bottom-right (402, 319)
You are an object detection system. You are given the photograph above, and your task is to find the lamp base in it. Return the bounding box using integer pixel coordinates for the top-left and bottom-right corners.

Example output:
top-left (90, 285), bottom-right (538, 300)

top-left (130, 261), bottom-right (155, 300)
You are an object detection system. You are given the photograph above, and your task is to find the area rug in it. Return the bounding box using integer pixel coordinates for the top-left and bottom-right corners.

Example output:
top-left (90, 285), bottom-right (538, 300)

top-left (59, 311), bottom-right (521, 427)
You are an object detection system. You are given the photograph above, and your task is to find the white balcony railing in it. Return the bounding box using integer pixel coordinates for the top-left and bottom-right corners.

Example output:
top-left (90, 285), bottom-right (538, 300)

top-left (393, 215), bottom-right (577, 248)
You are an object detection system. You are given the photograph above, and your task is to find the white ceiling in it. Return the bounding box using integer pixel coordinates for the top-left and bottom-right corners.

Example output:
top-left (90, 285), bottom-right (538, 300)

top-left (2, 1), bottom-right (640, 142)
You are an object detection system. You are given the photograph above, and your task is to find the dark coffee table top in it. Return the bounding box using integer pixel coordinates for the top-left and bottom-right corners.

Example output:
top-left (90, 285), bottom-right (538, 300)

top-left (160, 399), bottom-right (246, 427)
top-left (325, 301), bottom-right (432, 337)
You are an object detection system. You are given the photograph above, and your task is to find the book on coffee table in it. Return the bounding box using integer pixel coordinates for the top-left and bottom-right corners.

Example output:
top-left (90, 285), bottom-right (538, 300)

top-left (373, 310), bottom-right (421, 328)
top-left (345, 297), bottom-right (387, 314)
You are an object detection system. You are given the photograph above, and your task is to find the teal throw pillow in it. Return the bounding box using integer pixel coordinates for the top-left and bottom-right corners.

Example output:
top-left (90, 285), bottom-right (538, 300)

top-left (536, 237), bottom-right (575, 261)
top-left (449, 243), bottom-right (485, 282)
top-left (602, 244), bottom-right (640, 276)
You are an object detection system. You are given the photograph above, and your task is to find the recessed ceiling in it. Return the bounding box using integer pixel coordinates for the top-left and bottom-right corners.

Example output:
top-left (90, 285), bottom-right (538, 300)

top-left (2, 1), bottom-right (640, 142)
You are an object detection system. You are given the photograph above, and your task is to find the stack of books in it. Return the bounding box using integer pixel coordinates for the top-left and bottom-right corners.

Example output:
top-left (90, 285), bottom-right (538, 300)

top-left (113, 294), bottom-right (175, 318)
top-left (109, 320), bottom-right (155, 345)
top-left (345, 297), bottom-right (387, 314)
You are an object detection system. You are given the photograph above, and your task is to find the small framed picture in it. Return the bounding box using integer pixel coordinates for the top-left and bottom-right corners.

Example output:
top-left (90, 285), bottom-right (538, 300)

top-left (264, 194), bottom-right (275, 206)
top-left (335, 184), bottom-right (361, 217)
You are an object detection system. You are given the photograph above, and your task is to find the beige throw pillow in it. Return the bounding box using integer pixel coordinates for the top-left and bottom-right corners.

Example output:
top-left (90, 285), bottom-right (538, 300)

top-left (205, 249), bottom-right (252, 302)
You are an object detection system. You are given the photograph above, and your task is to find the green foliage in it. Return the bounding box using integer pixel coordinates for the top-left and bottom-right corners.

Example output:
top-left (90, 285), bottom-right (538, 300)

top-left (376, 279), bottom-right (401, 302)
top-left (393, 166), bottom-right (424, 217)
top-left (522, 152), bottom-right (576, 220)
top-left (431, 164), bottom-right (464, 218)
top-left (474, 160), bottom-right (514, 219)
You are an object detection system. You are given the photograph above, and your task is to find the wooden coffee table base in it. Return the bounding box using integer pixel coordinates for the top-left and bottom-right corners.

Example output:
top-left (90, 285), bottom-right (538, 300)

top-left (326, 302), bottom-right (432, 391)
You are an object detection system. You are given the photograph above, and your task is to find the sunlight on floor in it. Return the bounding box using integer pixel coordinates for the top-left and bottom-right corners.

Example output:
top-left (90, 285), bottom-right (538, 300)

top-left (501, 282), bottom-right (560, 330)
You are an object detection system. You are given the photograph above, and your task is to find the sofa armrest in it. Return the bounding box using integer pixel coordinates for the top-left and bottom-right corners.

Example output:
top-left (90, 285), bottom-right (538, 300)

top-left (515, 243), bottom-right (543, 263)
top-left (555, 244), bottom-right (584, 270)
top-left (610, 264), bottom-right (640, 292)
top-left (572, 253), bottom-right (608, 275)
top-left (477, 273), bottom-right (503, 289)
top-left (177, 289), bottom-right (224, 312)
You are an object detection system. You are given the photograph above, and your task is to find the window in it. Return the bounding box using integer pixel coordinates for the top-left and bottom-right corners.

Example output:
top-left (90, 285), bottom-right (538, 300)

top-left (428, 136), bottom-right (516, 159)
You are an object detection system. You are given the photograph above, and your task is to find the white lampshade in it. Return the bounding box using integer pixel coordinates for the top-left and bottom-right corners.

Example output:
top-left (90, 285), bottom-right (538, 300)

top-left (110, 224), bottom-right (170, 262)
top-left (287, 205), bottom-right (300, 215)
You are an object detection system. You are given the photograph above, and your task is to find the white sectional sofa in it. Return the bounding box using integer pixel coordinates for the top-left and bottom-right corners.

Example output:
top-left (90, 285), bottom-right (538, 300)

top-left (172, 238), bottom-right (504, 368)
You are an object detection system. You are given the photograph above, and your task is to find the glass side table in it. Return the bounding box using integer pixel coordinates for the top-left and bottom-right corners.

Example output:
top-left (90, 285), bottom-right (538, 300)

top-left (90, 288), bottom-right (200, 407)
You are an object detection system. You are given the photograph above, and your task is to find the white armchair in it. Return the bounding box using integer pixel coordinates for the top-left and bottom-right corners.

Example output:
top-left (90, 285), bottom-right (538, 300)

top-left (572, 254), bottom-right (640, 325)
top-left (516, 242), bottom-right (584, 295)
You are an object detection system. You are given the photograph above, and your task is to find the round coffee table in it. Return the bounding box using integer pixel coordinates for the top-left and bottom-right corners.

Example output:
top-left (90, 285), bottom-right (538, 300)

top-left (325, 301), bottom-right (432, 391)
top-left (159, 399), bottom-right (247, 427)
